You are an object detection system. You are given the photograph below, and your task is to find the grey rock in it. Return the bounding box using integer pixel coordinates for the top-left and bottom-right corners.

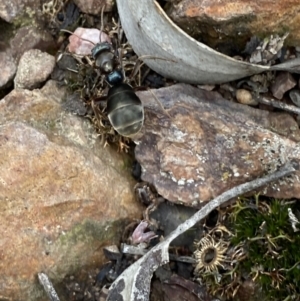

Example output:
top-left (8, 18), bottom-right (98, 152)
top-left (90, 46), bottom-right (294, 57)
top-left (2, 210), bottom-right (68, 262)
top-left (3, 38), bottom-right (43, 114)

top-left (289, 89), bottom-right (300, 107)
top-left (236, 89), bottom-right (258, 105)
top-left (14, 49), bottom-right (55, 89)
top-left (0, 50), bottom-right (16, 88)
top-left (10, 25), bottom-right (55, 63)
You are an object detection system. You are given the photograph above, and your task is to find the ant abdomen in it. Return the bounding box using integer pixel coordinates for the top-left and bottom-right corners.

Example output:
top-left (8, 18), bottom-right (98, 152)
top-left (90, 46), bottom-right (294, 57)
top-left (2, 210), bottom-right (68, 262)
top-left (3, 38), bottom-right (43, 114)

top-left (107, 83), bottom-right (144, 137)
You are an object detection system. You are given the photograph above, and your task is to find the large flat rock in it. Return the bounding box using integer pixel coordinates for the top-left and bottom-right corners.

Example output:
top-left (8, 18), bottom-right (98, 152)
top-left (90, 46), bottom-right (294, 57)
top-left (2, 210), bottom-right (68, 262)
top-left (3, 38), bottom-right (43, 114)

top-left (0, 82), bottom-right (143, 300)
top-left (134, 84), bottom-right (300, 207)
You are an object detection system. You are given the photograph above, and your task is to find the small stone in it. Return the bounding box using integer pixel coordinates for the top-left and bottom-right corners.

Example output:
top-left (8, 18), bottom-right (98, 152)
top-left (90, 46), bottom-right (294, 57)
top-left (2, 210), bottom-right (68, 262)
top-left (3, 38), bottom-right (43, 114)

top-left (289, 90), bottom-right (300, 107)
top-left (249, 50), bottom-right (262, 64)
top-left (197, 84), bottom-right (215, 91)
top-left (271, 72), bottom-right (296, 99)
top-left (220, 83), bottom-right (236, 93)
top-left (73, 0), bottom-right (114, 15)
top-left (0, 50), bottom-right (16, 88)
top-left (103, 245), bottom-right (122, 261)
top-left (10, 26), bottom-right (54, 63)
top-left (14, 49), bottom-right (55, 89)
top-left (236, 89), bottom-right (258, 105)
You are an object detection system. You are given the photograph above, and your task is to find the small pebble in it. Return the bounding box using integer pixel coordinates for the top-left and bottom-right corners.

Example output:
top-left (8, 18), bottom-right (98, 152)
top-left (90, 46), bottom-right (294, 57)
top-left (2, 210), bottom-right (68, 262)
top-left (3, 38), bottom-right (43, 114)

top-left (236, 89), bottom-right (258, 105)
top-left (197, 84), bottom-right (215, 91)
top-left (271, 72), bottom-right (296, 99)
top-left (289, 90), bottom-right (300, 107)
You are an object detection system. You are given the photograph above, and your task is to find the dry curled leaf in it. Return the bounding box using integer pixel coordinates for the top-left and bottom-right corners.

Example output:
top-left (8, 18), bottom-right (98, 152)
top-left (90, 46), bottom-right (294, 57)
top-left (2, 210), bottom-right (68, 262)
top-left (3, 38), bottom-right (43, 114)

top-left (250, 33), bottom-right (289, 65)
top-left (116, 0), bottom-right (300, 84)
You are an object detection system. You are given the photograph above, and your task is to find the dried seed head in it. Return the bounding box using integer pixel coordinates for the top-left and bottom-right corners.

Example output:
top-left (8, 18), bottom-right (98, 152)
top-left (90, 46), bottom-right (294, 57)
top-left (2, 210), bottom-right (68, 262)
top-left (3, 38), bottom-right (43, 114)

top-left (193, 235), bottom-right (228, 275)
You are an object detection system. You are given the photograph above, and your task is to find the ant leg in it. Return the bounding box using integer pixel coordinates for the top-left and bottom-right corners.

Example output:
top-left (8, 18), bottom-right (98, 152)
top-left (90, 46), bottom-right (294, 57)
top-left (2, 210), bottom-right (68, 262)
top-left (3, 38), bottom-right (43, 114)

top-left (117, 48), bottom-right (126, 81)
top-left (149, 88), bottom-right (172, 119)
top-left (129, 57), bottom-right (172, 118)
top-left (129, 58), bottom-right (144, 85)
top-left (116, 17), bottom-right (124, 48)
top-left (130, 56), bottom-right (175, 86)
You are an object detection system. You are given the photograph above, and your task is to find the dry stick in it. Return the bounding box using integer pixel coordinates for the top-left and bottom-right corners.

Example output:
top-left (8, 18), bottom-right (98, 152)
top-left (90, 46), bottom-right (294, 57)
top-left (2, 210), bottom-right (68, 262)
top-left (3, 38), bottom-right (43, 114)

top-left (254, 94), bottom-right (300, 115)
top-left (107, 161), bottom-right (298, 301)
top-left (121, 243), bottom-right (197, 263)
top-left (38, 273), bottom-right (60, 301)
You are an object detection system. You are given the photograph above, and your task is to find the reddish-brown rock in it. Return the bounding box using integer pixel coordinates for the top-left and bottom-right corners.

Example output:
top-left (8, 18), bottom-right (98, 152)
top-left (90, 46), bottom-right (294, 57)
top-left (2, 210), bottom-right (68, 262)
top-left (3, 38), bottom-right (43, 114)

top-left (271, 72), bottom-right (297, 99)
top-left (166, 0), bottom-right (300, 53)
top-left (134, 84), bottom-right (300, 207)
top-left (0, 83), bottom-right (143, 301)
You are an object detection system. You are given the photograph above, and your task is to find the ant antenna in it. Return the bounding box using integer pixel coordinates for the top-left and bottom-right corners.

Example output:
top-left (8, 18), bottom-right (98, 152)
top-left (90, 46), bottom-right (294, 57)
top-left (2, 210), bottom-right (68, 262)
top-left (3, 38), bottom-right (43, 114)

top-left (60, 29), bottom-right (96, 46)
top-left (61, 4), bottom-right (107, 49)
top-left (117, 18), bottom-right (123, 49)
top-left (99, 4), bottom-right (105, 43)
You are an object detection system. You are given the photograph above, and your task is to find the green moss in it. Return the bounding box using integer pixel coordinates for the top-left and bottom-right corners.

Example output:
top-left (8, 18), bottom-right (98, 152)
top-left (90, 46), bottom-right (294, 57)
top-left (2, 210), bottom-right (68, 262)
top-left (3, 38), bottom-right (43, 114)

top-left (197, 196), bottom-right (300, 300)
top-left (12, 12), bottom-right (37, 28)
top-left (230, 197), bottom-right (300, 300)
top-left (58, 218), bottom-right (125, 247)
top-left (48, 218), bottom-right (128, 280)
top-left (121, 155), bottom-right (134, 171)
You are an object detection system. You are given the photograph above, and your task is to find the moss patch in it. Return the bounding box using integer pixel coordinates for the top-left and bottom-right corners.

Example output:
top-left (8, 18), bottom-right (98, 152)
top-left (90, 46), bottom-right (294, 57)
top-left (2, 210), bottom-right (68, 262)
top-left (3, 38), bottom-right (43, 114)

top-left (49, 218), bottom-right (129, 280)
top-left (196, 196), bottom-right (300, 300)
top-left (231, 197), bottom-right (300, 300)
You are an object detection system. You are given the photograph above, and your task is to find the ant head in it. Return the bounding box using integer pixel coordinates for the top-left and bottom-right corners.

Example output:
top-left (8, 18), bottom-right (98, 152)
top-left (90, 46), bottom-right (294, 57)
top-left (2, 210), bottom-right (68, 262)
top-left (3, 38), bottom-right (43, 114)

top-left (107, 70), bottom-right (123, 86)
top-left (91, 42), bottom-right (111, 59)
top-left (93, 42), bottom-right (125, 86)
top-left (91, 42), bottom-right (115, 73)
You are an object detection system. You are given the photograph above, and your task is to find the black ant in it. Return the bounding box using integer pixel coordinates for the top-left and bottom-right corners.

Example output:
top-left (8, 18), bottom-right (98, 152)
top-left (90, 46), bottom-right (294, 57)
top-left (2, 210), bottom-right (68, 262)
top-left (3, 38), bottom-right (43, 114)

top-left (91, 40), bottom-right (144, 137)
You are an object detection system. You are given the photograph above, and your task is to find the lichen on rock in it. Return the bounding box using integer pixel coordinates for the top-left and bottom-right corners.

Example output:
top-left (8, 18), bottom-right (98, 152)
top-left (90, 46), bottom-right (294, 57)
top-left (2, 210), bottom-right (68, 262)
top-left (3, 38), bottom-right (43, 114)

top-left (134, 84), bottom-right (300, 207)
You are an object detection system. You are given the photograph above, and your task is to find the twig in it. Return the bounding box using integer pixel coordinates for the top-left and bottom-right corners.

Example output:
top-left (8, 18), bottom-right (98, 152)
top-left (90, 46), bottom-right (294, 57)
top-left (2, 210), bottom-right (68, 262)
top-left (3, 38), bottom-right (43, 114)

top-left (38, 273), bottom-right (60, 301)
top-left (164, 161), bottom-right (297, 243)
top-left (254, 95), bottom-right (300, 115)
top-left (121, 243), bottom-right (197, 263)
